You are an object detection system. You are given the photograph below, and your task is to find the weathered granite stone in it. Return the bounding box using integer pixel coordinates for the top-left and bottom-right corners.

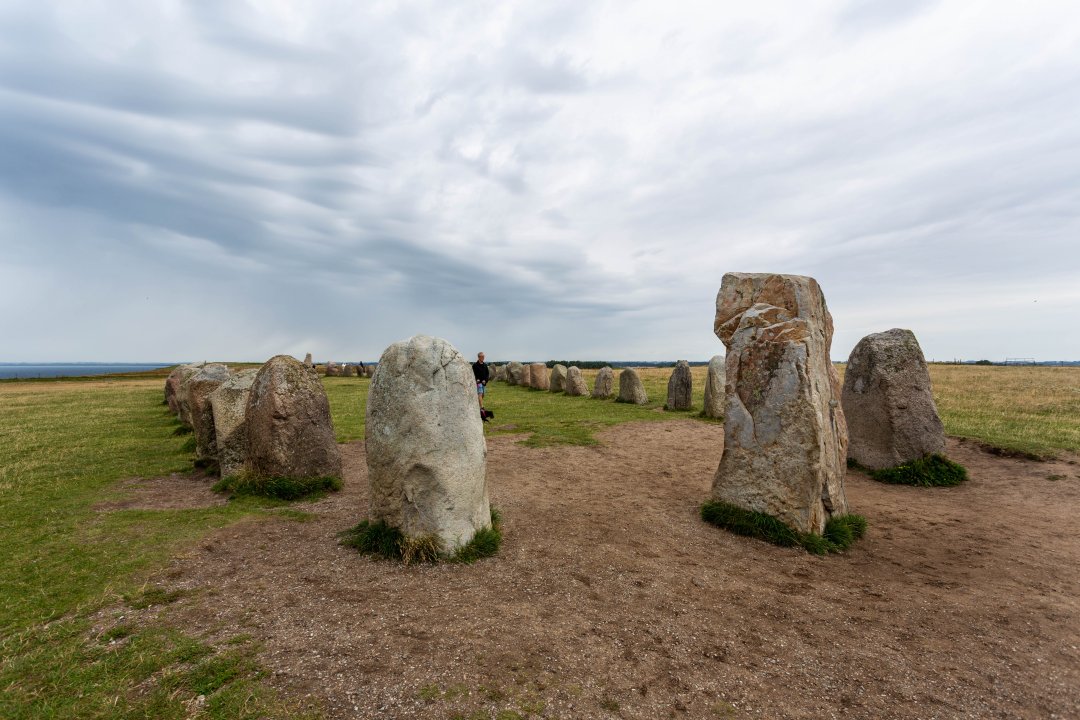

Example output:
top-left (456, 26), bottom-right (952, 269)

top-left (365, 365), bottom-right (376, 378)
top-left (520, 363), bottom-right (532, 387)
top-left (506, 362), bottom-right (524, 386)
top-left (246, 355), bottom-right (341, 479)
top-left (165, 362), bottom-right (204, 417)
top-left (549, 364), bottom-right (568, 393)
top-left (208, 368), bottom-right (259, 478)
top-left (494, 364), bottom-right (507, 381)
top-left (366, 335), bottom-right (491, 552)
top-left (303, 353), bottom-right (313, 367)
top-left (185, 364), bottom-right (233, 462)
top-left (565, 366), bottom-right (588, 396)
top-left (711, 272), bottom-right (848, 535)
top-left (529, 363), bottom-right (550, 390)
top-left (592, 366), bottom-right (615, 399)
top-left (842, 328), bottom-right (945, 470)
top-left (617, 368), bottom-right (648, 404)
top-left (665, 360), bottom-right (693, 410)
top-left (325, 362), bottom-right (339, 377)
top-left (702, 354), bottom-right (726, 419)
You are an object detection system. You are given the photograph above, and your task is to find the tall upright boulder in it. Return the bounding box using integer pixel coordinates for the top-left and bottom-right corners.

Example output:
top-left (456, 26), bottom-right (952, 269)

top-left (702, 354), bottom-right (726, 419)
top-left (325, 361), bottom-right (339, 377)
top-left (565, 366), bottom-right (588, 396)
top-left (366, 336), bottom-right (491, 553)
top-left (303, 353), bottom-right (313, 367)
top-left (365, 364), bottom-right (376, 378)
top-left (665, 360), bottom-right (693, 410)
top-left (165, 362), bottom-right (205, 417)
top-left (592, 366), bottom-right (615, 399)
top-left (842, 328), bottom-right (945, 469)
top-left (549, 364), bottom-right (568, 393)
top-left (183, 364), bottom-right (232, 462)
top-left (711, 272), bottom-right (848, 535)
top-left (617, 368), bottom-right (648, 405)
top-left (521, 363), bottom-right (533, 388)
top-left (529, 363), bottom-right (550, 390)
top-left (506, 362), bottom-right (524, 386)
top-left (208, 368), bottom-right (259, 478)
top-left (246, 355), bottom-right (341, 480)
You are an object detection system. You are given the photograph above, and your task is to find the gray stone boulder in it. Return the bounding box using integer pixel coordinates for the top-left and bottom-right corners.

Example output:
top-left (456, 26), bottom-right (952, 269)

top-left (592, 366), bottom-right (615, 399)
top-left (165, 362), bottom-right (204, 417)
top-left (665, 360), bottom-right (693, 410)
top-left (529, 363), bottom-right (550, 390)
top-left (505, 362), bottom-right (524, 386)
top-left (303, 353), bottom-right (313, 367)
top-left (549, 364), bottom-right (568, 393)
top-left (184, 364), bottom-right (233, 462)
top-left (366, 335), bottom-right (491, 553)
top-left (521, 363), bottom-right (533, 387)
top-left (702, 354), bottom-right (726, 419)
top-left (711, 272), bottom-right (848, 535)
top-left (842, 328), bottom-right (946, 470)
top-left (365, 365), bottom-right (376, 378)
top-left (246, 355), bottom-right (341, 479)
top-left (565, 366), bottom-right (588, 396)
top-left (208, 368), bottom-right (260, 478)
top-left (494, 364), bottom-right (507, 381)
top-left (617, 368), bottom-right (648, 404)
top-left (325, 361), bottom-right (340, 377)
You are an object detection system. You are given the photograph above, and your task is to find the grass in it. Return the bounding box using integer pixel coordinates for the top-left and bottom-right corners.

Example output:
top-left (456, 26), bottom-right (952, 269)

top-left (700, 499), bottom-right (867, 555)
top-left (341, 508), bottom-right (503, 564)
top-left (851, 454), bottom-right (969, 487)
top-left (213, 471), bottom-right (342, 500)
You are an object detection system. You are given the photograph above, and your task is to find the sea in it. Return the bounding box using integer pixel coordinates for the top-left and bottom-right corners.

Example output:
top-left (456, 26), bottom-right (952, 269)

top-left (0, 363), bottom-right (174, 380)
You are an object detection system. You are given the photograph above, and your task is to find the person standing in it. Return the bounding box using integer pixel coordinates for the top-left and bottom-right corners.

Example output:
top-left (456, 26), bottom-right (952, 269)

top-left (472, 352), bottom-right (490, 408)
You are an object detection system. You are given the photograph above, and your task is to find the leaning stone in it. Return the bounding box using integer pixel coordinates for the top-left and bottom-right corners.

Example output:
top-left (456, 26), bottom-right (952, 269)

top-left (549, 364), bottom-right (568, 392)
top-left (529, 363), bottom-right (550, 390)
top-left (566, 366), bottom-right (588, 396)
top-left (366, 335), bottom-right (491, 553)
top-left (184, 364), bottom-right (233, 462)
top-left (208, 368), bottom-right (259, 478)
top-left (711, 272), bottom-right (848, 535)
top-left (246, 355), bottom-right (341, 480)
top-left (842, 328), bottom-right (946, 470)
top-left (165, 362), bottom-right (204, 417)
top-left (702, 354), bottom-right (725, 418)
top-left (506, 362), bottom-right (524, 386)
top-left (592, 366), bottom-right (615, 399)
top-left (665, 360), bottom-right (693, 410)
top-left (617, 368), bottom-right (648, 404)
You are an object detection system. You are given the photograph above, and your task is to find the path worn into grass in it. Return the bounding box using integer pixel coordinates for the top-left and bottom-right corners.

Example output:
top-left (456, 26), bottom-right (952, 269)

top-left (138, 422), bottom-right (1079, 719)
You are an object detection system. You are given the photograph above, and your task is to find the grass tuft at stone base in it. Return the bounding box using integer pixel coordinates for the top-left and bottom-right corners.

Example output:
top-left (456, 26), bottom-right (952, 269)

top-left (852, 454), bottom-right (968, 487)
top-left (700, 500), bottom-right (867, 555)
top-left (212, 472), bottom-right (342, 501)
top-left (341, 508), bottom-right (502, 564)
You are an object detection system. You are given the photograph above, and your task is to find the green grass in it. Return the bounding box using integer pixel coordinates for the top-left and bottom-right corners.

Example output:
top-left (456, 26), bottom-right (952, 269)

top-left (700, 500), bottom-right (867, 555)
top-left (854, 454), bottom-right (969, 487)
top-left (213, 472), bottom-right (342, 500)
top-left (341, 508), bottom-right (503, 564)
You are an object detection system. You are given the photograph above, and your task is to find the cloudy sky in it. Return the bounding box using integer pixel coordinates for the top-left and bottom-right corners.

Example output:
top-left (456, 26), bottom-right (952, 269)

top-left (2, 1), bottom-right (1078, 363)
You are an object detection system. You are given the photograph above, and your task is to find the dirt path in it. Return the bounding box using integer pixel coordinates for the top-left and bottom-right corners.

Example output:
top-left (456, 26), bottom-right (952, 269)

top-left (153, 421), bottom-right (1080, 719)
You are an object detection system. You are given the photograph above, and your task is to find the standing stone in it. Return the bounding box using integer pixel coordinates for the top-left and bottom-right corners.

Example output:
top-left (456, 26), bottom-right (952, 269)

top-left (842, 328), bottom-right (946, 470)
top-left (702, 354), bottom-right (726, 419)
top-left (711, 272), bottom-right (848, 535)
top-left (549, 364), bottom-right (568, 393)
top-left (185, 364), bottom-right (233, 462)
top-left (246, 355), bottom-right (342, 480)
top-left (520, 363), bottom-right (533, 388)
top-left (617, 368), bottom-right (648, 404)
top-left (303, 353), bottom-right (313, 367)
top-left (529, 363), bottom-right (550, 390)
top-left (165, 362), bottom-right (205, 417)
top-left (665, 360), bottom-right (693, 410)
top-left (592, 366), bottom-right (615, 399)
top-left (506, 362), bottom-right (524, 386)
top-left (366, 336), bottom-right (491, 553)
top-left (565, 366), bottom-right (588, 396)
top-left (365, 365), bottom-right (376, 378)
top-left (325, 361), bottom-right (339, 377)
top-left (494, 364), bottom-right (507, 381)
top-left (208, 368), bottom-right (259, 478)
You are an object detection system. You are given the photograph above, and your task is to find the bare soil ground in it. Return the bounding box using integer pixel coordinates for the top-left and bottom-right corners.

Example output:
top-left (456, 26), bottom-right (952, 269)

top-left (94, 471), bottom-right (226, 511)
top-left (138, 422), bottom-right (1079, 719)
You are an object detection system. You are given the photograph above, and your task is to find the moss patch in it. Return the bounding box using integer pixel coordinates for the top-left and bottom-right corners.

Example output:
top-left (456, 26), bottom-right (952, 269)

top-left (341, 508), bottom-right (502, 564)
top-left (854, 454), bottom-right (968, 487)
top-left (700, 500), bottom-right (867, 555)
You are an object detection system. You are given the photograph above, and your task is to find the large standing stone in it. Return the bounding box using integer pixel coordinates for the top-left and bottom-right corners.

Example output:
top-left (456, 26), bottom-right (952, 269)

top-left (665, 360), bottom-right (693, 410)
top-left (565, 366), bottom-right (588, 396)
top-left (529, 363), bottom-right (550, 390)
top-left (842, 328), bottom-right (945, 470)
top-left (185, 364), bottom-right (233, 462)
top-left (365, 364), bottom-right (376, 378)
top-left (165, 362), bottom-right (204, 417)
top-left (520, 363), bottom-right (533, 388)
top-left (592, 366), bottom-right (615, 399)
top-left (303, 353), bottom-right (313, 367)
top-left (366, 336), bottom-right (491, 553)
top-left (617, 368), bottom-right (648, 404)
top-left (208, 368), bottom-right (259, 478)
top-left (549, 364), bottom-right (568, 393)
top-left (702, 354), bottom-right (726, 419)
top-left (506, 362), bottom-right (524, 386)
top-left (494, 364), bottom-right (507, 381)
top-left (711, 272), bottom-right (848, 535)
top-left (246, 355), bottom-right (342, 479)
top-left (325, 361), bottom-right (339, 377)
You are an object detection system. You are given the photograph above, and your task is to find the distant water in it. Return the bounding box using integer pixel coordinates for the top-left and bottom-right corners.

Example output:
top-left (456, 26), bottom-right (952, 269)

top-left (0, 363), bottom-right (173, 380)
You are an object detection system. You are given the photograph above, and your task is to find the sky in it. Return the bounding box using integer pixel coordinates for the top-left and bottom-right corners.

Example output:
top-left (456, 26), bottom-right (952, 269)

top-left (1, 1), bottom-right (1078, 363)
